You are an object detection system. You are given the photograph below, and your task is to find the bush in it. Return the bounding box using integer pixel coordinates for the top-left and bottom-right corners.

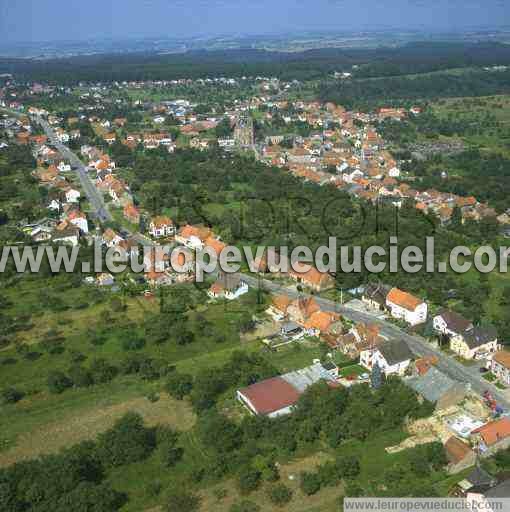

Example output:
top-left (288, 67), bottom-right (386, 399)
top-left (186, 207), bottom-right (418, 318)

top-left (47, 370), bottom-right (73, 394)
top-left (24, 351), bottom-right (43, 360)
top-left (0, 357), bottom-right (18, 365)
top-left (300, 471), bottom-right (321, 496)
top-left (267, 483), bottom-right (293, 506)
top-left (164, 490), bottom-right (201, 512)
top-left (229, 500), bottom-right (260, 512)
top-left (122, 336), bottom-right (146, 351)
top-left (336, 455), bottom-right (361, 478)
top-left (237, 467), bottom-right (262, 495)
top-left (1, 387), bottom-right (25, 404)
top-left (146, 480), bottom-right (162, 498)
top-left (68, 365), bottom-right (94, 388)
top-left (165, 372), bottom-right (193, 400)
top-left (97, 412), bottom-right (156, 467)
top-left (89, 358), bottom-right (117, 383)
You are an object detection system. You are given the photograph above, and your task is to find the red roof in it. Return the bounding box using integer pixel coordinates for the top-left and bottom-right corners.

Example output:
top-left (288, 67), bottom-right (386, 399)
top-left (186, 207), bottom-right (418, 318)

top-left (473, 417), bottom-right (510, 446)
top-left (238, 377), bottom-right (301, 415)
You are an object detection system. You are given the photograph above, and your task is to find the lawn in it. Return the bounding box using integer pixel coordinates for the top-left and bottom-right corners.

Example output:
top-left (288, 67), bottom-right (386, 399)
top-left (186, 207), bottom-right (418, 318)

top-left (338, 364), bottom-right (366, 378)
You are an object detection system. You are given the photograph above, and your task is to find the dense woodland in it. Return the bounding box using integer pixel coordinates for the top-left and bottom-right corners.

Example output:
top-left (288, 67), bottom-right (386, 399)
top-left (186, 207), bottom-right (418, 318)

top-left (3, 42), bottom-right (510, 84)
top-left (318, 70), bottom-right (510, 110)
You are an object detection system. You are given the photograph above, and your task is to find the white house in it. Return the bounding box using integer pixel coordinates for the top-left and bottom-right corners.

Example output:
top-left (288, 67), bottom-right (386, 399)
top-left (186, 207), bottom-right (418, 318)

top-left (102, 228), bottom-right (123, 248)
top-left (208, 272), bottom-right (249, 301)
top-left (47, 199), bottom-right (60, 211)
top-left (57, 161), bottom-right (71, 173)
top-left (68, 211), bottom-right (89, 233)
top-left (386, 288), bottom-right (427, 326)
top-left (433, 309), bottom-right (473, 339)
top-left (149, 216), bottom-right (175, 238)
top-left (360, 339), bottom-right (414, 376)
top-left (388, 166), bottom-right (401, 178)
top-left (175, 225), bottom-right (210, 251)
top-left (65, 188), bottom-right (81, 204)
top-left (51, 227), bottom-right (80, 247)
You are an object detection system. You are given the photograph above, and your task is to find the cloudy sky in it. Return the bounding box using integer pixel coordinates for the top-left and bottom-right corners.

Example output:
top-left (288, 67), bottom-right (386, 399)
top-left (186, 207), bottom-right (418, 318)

top-left (1, 0), bottom-right (508, 43)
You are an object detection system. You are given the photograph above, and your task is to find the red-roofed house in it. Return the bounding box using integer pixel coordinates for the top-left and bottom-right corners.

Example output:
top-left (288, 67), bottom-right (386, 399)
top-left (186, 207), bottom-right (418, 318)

top-left (123, 203), bottom-right (140, 225)
top-left (386, 288), bottom-right (428, 326)
top-left (472, 418), bottom-right (510, 454)
top-left (237, 377), bottom-right (301, 418)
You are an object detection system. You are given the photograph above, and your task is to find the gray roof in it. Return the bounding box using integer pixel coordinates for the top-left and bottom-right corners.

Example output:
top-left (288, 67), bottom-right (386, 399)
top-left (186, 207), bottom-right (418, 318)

top-left (215, 271), bottom-right (244, 292)
top-left (378, 339), bottom-right (414, 366)
top-left (281, 321), bottom-right (302, 334)
top-left (281, 363), bottom-right (334, 393)
top-left (463, 326), bottom-right (498, 349)
top-left (364, 282), bottom-right (391, 305)
top-left (436, 309), bottom-right (473, 334)
top-left (407, 367), bottom-right (466, 403)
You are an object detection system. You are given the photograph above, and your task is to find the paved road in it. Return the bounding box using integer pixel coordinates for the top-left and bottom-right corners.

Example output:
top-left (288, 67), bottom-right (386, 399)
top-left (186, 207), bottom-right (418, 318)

top-left (34, 116), bottom-right (112, 223)
top-left (242, 274), bottom-right (510, 410)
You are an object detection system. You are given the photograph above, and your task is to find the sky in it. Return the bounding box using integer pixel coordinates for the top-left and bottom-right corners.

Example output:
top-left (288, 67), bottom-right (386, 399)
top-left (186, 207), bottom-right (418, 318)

top-left (1, 0), bottom-right (509, 44)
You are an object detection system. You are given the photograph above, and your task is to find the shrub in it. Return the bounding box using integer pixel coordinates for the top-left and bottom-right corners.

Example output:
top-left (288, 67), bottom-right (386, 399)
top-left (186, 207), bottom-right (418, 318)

top-left (165, 372), bottom-right (193, 400)
top-left (229, 500), bottom-right (260, 512)
top-left (122, 336), bottom-right (146, 351)
top-left (300, 471), bottom-right (321, 496)
top-left (267, 483), bottom-right (293, 507)
top-left (97, 412), bottom-right (156, 467)
top-left (164, 490), bottom-right (201, 512)
top-left (68, 365), bottom-right (94, 388)
top-left (89, 358), bottom-right (117, 383)
top-left (237, 467), bottom-right (261, 495)
top-left (24, 351), bottom-right (43, 360)
top-left (47, 371), bottom-right (73, 394)
top-left (1, 387), bottom-right (25, 404)
top-left (1, 357), bottom-right (17, 365)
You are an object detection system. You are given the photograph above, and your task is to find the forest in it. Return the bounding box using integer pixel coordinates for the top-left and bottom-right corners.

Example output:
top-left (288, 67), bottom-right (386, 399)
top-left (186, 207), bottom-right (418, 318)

top-left (3, 42), bottom-right (510, 84)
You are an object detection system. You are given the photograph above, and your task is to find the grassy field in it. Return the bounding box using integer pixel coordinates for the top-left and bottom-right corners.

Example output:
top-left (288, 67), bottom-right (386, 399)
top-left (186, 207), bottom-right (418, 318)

top-left (431, 94), bottom-right (510, 155)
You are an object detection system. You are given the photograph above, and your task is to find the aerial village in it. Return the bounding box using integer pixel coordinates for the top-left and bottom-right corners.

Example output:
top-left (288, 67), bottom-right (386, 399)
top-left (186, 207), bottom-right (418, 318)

top-left (2, 73), bottom-right (510, 499)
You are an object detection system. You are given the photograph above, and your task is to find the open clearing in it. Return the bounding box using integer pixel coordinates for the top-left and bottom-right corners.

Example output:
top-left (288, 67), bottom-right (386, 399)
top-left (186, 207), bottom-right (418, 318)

top-left (0, 392), bottom-right (195, 467)
top-left (144, 452), bottom-right (342, 512)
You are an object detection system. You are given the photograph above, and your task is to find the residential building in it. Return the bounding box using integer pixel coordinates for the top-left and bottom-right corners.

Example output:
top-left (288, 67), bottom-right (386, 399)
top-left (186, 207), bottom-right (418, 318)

top-left (287, 297), bottom-right (320, 325)
top-left (386, 287), bottom-right (427, 326)
top-left (472, 417), bottom-right (510, 455)
top-left (444, 436), bottom-right (476, 474)
top-left (490, 351), bottom-right (510, 386)
top-left (406, 367), bottom-right (467, 412)
top-left (237, 363), bottom-right (336, 418)
top-left (208, 272), bottom-right (248, 300)
top-left (362, 282), bottom-right (391, 311)
top-left (433, 309), bottom-right (473, 338)
top-left (149, 216), bottom-right (175, 238)
top-left (123, 203), bottom-right (140, 225)
top-left (65, 188), bottom-right (81, 204)
top-left (266, 295), bottom-right (291, 321)
top-left (360, 338), bottom-right (414, 376)
top-left (450, 326), bottom-right (498, 360)
top-left (289, 263), bottom-right (334, 292)
top-left (175, 224), bottom-right (211, 250)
